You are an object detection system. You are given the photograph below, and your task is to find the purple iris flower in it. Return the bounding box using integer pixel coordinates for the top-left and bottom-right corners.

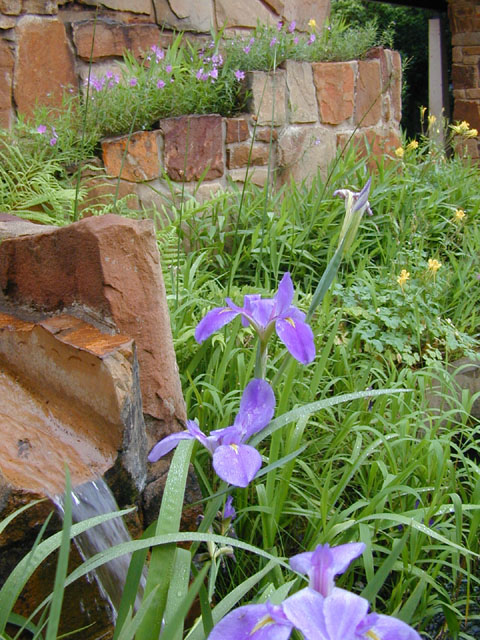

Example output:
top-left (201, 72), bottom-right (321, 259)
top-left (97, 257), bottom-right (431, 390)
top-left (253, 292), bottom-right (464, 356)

top-left (195, 273), bottom-right (315, 365)
top-left (148, 379), bottom-right (275, 488)
top-left (208, 541), bottom-right (421, 640)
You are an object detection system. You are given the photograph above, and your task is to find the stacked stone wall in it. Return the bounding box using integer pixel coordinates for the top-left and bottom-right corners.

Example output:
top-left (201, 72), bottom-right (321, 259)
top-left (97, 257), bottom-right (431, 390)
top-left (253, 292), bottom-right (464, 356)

top-left (449, 0), bottom-right (480, 158)
top-left (0, 0), bottom-right (402, 197)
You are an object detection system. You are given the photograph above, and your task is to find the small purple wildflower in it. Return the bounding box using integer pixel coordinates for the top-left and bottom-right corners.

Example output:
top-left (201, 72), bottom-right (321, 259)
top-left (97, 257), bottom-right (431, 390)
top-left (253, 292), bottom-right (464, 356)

top-left (157, 79), bottom-right (165, 89)
top-left (288, 21), bottom-right (296, 33)
top-left (165, 64), bottom-right (172, 74)
top-left (293, 36), bottom-right (299, 44)
top-left (151, 44), bottom-right (164, 62)
top-left (210, 67), bottom-right (218, 81)
top-left (234, 70), bottom-right (245, 81)
top-left (37, 125), bottom-right (47, 134)
top-left (476, 274), bottom-right (480, 281)
top-left (277, 20), bottom-right (283, 31)
top-left (212, 53), bottom-right (223, 66)
top-left (308, 33), bottom-right (316, 45)
top-left (249, 37), bottom-right (255, 45)
top-left (270, 37), bottom-right (278, 47)
top-left (129, 77), bottom-right (138, 87)
top-left (243, 45), bottom-right (251, 54)
top-left (196, 68), bottom-right (204, 80)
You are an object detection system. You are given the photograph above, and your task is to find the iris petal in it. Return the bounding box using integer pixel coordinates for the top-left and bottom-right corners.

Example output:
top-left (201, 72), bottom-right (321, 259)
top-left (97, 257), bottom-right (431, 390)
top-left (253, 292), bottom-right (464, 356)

top-left (276, 311), bottom-right (315, 364)
top-left (274, 272), bottom-right (294, 315)
top-left (147, 432), bottom-right (194, 462)
top-left (207, 603), bottom-right (293, 640)
top-left (234, 379), bottom-right (276, 439)
top-left (213, 443), bottom-right (263, 487)
top-left (369, 614), bottom-right (422, 640)
top-left (195, 306), bottom-right (239, 343)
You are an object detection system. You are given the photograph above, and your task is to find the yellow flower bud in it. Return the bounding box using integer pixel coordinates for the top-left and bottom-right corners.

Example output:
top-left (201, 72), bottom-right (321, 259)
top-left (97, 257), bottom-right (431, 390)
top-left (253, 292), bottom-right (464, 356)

top-left (394, 147), bottom-right (404, 158)
top-left (407, 140), bottom-right (418, 150)
top-left (454, 208), bottom-right (466, 222)
top-left (308, 18), bottom-right (317, 29)
top-left (397, 269), bottom-right (410, 288)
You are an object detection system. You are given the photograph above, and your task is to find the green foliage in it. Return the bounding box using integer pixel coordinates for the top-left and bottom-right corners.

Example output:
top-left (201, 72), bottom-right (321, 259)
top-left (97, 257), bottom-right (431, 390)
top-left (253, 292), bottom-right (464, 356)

top-left (331, 0), bottom-right (439, 137)
top-left (225, 15), bottom-right (382, 71)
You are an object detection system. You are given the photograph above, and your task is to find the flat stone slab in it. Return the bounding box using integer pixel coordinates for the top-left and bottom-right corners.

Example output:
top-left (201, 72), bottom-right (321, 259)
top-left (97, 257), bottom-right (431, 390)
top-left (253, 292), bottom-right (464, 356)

top-left (0, 311), bottom-right (143, 497)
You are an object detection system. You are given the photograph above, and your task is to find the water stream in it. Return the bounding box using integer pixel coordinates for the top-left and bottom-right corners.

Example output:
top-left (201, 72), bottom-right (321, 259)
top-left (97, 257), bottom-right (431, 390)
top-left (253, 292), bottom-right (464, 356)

top-left (56, 477), bottom-right (145, 620)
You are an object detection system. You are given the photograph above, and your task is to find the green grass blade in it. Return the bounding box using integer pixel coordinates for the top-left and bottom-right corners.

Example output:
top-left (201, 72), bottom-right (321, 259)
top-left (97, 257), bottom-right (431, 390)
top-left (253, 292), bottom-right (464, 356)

top-left (163, 555), bottom-right (210, 640)
top-left (136, 439), bottom-right (194, 640)
top-left (45, 469), bottom-right (72, 640)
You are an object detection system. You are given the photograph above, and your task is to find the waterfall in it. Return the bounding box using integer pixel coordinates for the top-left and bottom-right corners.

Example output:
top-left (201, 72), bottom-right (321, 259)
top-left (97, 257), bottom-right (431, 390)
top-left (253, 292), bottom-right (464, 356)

top-left (56, 477), bottom-right (145, 620)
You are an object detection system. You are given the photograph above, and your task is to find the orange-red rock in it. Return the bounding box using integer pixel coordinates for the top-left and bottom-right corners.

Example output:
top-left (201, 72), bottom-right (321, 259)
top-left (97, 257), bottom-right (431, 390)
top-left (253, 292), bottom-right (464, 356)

top-left (0, 215), bottom-right (186, 432)
top-left (227, 142), bottom-right (270, 169)
top-left (161, 114), bottom-right (224, 181)
top-left (102, 131), bottom-right (161, 182)
top-left (0, 38), bottom-right (14, 128)
top-left (337, 128), bottom-right (401, 169)
top-left (312, 61), bottom-right (355, 125)
top-left (13, 17), bottom-right (76, 119)
top-left (355, 59), bottom-right (382, 127)
top-left (225, 116), bottom-right (250, 143)
top-left (72, 19), bottom-right (162, 60)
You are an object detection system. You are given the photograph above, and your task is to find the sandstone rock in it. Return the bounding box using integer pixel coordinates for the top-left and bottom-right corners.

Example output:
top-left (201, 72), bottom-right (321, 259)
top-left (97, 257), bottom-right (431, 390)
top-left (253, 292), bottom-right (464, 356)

top-left (277, 125), bottom-right (335, 185)
top-left (102, 131), bottom-right (161, 182)
top-left (0, 39), bottom-right (14, 129)
top-left (283, 0), bottom-right (331, 32)
top-left (336, 128), bottom-right (401, 168)
top-left (153, 0), bottom-right (214, 32)
top-left (78, 0), bottom-right (151, 13)
top-left (0, 312), bottom-right (146, 497)
top-left (215, 0), bottom-right (274, 28)
top-left (14, 17), bottom-right (76, 119)
top-left (0, 215), bottom-right (186, 432)
top-left (355, 59), bottom-right (382, 127)
top-left (454, 99), bottom-right (480, 129)
top-left (0, 311), bottom-right (147, 640)
top-left (227, 142), bottom-right (271, 169)
top-left (0, 214), bottom-right (57, 240)
top-left (22, 0), bottom-right (58, 13)
top-left (312, 61), bottom-right (355, 125)
top-left (79, 171), bottom-right (140, 215)
top-left (161, 114), bottom-right (224, 182)
top-left (286, 60), bottom-right (318, 124)
top-left (247, 70), bottom-right (287, 126)
top-left (72, 20), bottom-right (162, 60)
top-left (225, 116), bottom-right (250, 143)
top-left (229, 165), bottom-right (271, 187)
top-left (255, 126), bottom-right (278, 142)
top-left (0, 0), bottom-right (21, 14)
top-left (0, 15), bottom-right (16, 28)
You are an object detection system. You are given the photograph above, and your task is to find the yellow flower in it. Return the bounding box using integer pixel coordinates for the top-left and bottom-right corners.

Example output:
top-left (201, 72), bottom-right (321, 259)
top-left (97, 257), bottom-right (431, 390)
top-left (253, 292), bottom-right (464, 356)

top-left (428, 114), bottom-right (437, 127)
top-left (454, 208), bottom-right (466, 222)
top-left (308, 18), bottom-right (317, 29)
top-left (427, 258), bottom-right (442, 274)
top-left (450, 120), bottom-right (470, 135)
top-left (420, 106), bottom-right (426, 120)
top-left (465, 127), bottom-right (478, 138)
top-left (407, 139), bottom-right (418, 150)
top-left (397, 269), bottom-right (410, 288)
top-left (394, 147), bottom-right (404, 158)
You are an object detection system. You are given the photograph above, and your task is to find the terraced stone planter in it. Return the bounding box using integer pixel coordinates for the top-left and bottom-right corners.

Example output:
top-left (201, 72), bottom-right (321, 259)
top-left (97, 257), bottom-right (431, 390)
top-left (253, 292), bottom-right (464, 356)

top-left (96, 49), bottom-right (402, 212)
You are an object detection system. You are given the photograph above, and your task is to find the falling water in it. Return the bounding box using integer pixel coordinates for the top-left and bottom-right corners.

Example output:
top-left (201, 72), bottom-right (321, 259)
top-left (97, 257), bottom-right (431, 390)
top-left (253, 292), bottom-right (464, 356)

top-left (56, 477), bottom-right (145, 620)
